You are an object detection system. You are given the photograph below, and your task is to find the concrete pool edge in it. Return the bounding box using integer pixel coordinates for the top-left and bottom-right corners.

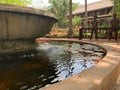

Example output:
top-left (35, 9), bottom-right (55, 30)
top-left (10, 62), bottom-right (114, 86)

top-left (38, 38), bottom-right (120, 90)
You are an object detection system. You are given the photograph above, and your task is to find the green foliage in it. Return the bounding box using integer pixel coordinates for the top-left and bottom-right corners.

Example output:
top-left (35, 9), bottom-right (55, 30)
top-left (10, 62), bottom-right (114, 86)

top-left (111, 0), bottom-right (120, 18)
top-left (118, 30), bottom-right (120, 37)
top-left (72, 2), bottom-right (80, 11)
top-left (0, 0), bottom-right (32, 6)
top-left (48, 0), bottom-right (69, 28)
top-left (116, 0), bottom-right (120, 18)
top-left (72, 16), bottom-right (82, 28)
top-left (48, 0), bottom-right (80, 28)
top-left (100, 22), bottom-right (108, 28)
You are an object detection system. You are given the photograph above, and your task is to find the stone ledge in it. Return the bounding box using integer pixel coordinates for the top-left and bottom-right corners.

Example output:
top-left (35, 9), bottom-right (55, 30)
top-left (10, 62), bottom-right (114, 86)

top-left (0, 4), bottom-right (57, 20)
top-left (39, 38), bottom-right (120, 90)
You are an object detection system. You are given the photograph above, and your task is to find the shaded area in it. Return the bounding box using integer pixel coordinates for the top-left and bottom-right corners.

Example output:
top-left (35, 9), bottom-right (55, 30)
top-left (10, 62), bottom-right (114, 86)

top-left (0, 41), bottom-right (106, 90)
top-left (0, 50), bottom-right (56, 90)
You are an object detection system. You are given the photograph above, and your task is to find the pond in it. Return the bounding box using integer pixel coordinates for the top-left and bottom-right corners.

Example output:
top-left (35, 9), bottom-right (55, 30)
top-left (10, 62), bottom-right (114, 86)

top-left (0, 41), bottom-right (106, 90)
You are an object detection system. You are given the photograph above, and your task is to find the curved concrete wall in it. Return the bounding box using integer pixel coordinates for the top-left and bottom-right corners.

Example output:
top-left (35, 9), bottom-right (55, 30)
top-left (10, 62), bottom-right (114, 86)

top-left (0, 4), bottom-right (58, 40)
top-left (39, 38), bottom-right (120, 90)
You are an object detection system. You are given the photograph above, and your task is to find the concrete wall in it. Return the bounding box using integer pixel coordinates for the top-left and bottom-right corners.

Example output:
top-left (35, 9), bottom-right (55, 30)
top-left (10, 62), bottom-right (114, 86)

top-left (0, 4), bottom-right (57, 40)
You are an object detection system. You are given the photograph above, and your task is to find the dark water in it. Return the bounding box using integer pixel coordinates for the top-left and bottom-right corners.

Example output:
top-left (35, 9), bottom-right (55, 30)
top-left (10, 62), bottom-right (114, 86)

top-left (0, 41), bottom-right (106, 90)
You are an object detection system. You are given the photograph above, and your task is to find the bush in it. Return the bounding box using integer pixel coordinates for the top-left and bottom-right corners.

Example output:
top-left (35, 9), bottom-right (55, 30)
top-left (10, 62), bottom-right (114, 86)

top-left (72, 16), bottom-right (82, 28)
top-left (100, 22), bottom-right (108, 28)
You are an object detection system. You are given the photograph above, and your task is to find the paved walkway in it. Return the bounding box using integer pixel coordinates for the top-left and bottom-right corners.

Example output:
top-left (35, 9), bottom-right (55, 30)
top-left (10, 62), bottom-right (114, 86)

top-left (81, 39), bottom-right (120, 90)
top-left (115, 75), bottom-right (120, 90)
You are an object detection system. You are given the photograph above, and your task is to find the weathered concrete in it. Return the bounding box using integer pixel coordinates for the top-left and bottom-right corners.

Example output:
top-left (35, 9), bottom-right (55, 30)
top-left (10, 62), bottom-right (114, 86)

top-left (0, 4), bottom-right (57, 53)
top-left (38, 38), bottom-right (120, 90)
top-left (0, 40), bottom-right (37, 53)
top-left (0, 4), bottom-right (57, 40)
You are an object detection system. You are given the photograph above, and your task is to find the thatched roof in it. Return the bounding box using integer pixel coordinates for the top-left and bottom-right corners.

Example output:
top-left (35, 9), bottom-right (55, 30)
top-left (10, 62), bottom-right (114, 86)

top-left (72, 0), bottom-right (113, 15)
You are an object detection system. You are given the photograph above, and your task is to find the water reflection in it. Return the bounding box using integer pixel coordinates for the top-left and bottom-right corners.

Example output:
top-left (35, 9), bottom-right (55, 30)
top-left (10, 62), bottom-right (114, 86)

top-left (0, 50), bottom-right (56, 90)
top-left (38, 41), bottom-right (106, 83)
top-left (0, 41), bottom-right (106, 90)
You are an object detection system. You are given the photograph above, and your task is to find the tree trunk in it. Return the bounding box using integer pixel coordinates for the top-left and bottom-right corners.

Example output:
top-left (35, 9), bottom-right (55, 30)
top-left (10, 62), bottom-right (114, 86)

top-left (85, 0), bottom-right (88, 28)
top-left (68, 0), bottom-right (73, 37)
top-left (113, 0), bottom-right (117, 14)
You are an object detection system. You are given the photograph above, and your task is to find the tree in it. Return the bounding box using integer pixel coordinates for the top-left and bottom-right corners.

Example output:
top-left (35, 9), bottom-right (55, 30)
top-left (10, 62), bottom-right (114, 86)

top-left (116, 0), bottom-right (120, 18)
top-left (68, 0), bottom-right (73, 37)
top-left (111, 0), bottom-right (120, 18)
top-left (72, 2), bottom-right (80, 11)
top-left (48, 0), bottom-right (80, 28)
top-left (0, 0), bottom-right (32, 6)
top-left (48, 0), bottom-right (69, 28)
top-left (85, 0), bottom-right (88, 28)
top-left (72, 16), bottom-right (82, 28)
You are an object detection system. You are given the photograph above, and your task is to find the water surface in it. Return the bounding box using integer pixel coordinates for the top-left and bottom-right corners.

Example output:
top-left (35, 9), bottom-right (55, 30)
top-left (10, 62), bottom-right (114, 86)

top-left (0, 41), bottom-right (106, 90)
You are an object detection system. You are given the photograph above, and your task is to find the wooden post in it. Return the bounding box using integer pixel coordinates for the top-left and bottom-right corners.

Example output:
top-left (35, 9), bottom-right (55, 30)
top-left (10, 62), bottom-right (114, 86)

top-left (79, 28), bottom-right (83, 40)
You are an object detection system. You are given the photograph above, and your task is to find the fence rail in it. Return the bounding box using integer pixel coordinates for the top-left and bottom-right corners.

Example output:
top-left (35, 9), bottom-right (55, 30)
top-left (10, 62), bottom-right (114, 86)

top-left (79, 27), bottom-right (120, 40)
